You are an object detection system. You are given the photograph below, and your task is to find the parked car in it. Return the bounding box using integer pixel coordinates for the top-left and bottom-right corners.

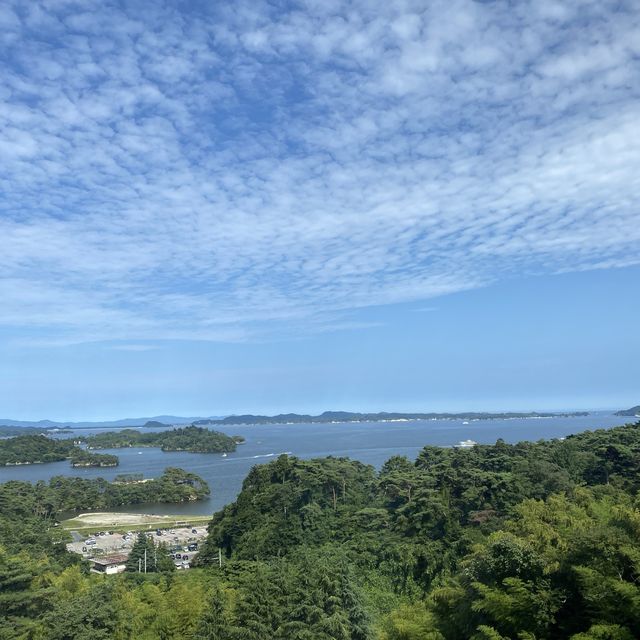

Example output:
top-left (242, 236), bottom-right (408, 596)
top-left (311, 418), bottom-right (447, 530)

top-left (187, 543), bottom-right (198, 551)
top-left (191, 528), bottom-right (197, 534)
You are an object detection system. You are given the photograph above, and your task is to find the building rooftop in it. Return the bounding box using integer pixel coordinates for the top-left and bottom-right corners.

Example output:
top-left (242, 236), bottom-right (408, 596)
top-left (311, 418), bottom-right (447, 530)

top-left (92, 554), bottom-right (129, 566)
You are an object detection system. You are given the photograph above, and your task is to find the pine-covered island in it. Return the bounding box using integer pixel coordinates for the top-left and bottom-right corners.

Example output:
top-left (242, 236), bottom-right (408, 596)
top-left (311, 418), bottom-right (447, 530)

top-left (0, 435), bottom-right (90, 466)
top-left (80, 425), bottom-right (243, 453)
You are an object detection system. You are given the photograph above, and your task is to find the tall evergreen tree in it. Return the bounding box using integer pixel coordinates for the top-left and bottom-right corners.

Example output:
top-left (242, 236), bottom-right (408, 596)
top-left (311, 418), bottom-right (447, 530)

top-left (125, 532), bottom-right (156, 573)
top-left (195, 585), bottom-right (230, 640)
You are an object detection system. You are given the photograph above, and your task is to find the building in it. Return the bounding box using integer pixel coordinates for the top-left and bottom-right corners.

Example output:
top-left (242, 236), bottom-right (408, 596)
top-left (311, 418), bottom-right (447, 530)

top-left (91, 554), bottom-right (128, 575)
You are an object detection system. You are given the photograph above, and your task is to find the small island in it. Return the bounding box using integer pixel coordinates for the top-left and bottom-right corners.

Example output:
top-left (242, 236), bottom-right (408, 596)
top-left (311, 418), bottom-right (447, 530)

top-left (103, 467), bottom-right (210, 505)
top-left (69, 449), bottom-right (119, 468)
top-left (80, 425), bottom-right (239, 453)
top-left (142, 420), bottom-right (172, 428)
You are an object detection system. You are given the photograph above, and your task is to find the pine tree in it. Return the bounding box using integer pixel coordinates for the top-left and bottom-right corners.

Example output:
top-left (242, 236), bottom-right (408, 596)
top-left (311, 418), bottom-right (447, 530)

top-left (125, 532), bottom-right (155, 573)
top-left (195, 585), bottom-right (230, 640)
top-left (156, 542), bottom-right (176, 572)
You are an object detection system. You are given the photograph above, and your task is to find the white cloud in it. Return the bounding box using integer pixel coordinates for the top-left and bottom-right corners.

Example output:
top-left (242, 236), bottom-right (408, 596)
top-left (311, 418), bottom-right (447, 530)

top-left (1, 0), bottom-right (639, 346)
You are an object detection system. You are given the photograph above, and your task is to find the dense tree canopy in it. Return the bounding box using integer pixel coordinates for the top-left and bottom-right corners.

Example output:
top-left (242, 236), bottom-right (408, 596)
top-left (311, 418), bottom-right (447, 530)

top-left (80, 425), bottom-right (239, 453)
top-left (0, 434), bottom-right (120, 468)
top-left (0, 435), bottom-right (75, 466)
top-left (69, 449), bottom-right (119, 467)
top-left (0, 467), bottom-right (209, 526)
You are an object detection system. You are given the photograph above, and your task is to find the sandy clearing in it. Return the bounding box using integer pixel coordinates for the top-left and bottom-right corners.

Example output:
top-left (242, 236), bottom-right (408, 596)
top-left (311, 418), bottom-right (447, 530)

top-left (63, 512), bottom-right (211, 528)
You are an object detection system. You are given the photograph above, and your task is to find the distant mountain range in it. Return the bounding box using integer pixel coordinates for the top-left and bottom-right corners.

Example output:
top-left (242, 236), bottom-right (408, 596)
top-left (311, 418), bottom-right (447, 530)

top-left (0, 409), bottom-right (605, 431)
top-left (0, 415), bottom-right (223, 428)
top-left (615, 405), bottom-right (640, 417)
top-left (195, 410), bottom-right (590, 426)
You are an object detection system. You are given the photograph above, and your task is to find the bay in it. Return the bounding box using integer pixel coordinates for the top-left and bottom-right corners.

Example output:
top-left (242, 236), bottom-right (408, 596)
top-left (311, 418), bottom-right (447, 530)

top-left (0, 412), bottom-right (627, 516)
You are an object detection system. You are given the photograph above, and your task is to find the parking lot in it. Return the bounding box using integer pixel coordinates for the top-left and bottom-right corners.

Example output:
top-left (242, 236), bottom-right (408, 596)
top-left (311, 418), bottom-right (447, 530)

top-left (66, 525), bottom-right (209, 569)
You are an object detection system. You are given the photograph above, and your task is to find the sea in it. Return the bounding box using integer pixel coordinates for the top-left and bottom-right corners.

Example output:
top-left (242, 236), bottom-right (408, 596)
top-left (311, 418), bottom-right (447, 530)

top-left (0, 412), bottom-right (627, 516)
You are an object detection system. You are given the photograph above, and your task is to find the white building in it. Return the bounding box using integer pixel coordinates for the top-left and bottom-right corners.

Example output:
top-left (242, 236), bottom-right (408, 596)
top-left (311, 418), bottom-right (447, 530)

top-left (91, 554), bottom-right (128, 575)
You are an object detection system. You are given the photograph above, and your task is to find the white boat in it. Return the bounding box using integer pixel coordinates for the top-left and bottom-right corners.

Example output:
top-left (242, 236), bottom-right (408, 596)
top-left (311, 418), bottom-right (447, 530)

top-left (456, 439), bottom-right (477, 448)
top-left (221, 453), bottom-right (227, 457)
top-left (462, 421), bottom-right (469, 425)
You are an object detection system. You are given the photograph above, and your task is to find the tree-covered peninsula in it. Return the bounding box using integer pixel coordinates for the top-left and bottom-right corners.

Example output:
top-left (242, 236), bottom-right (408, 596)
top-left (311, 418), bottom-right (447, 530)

top-left (0, 467), bottom-right (209, 518)
top-left (81, 425), bottom-right (239, 453)
top-left (3, 421), bottom-right (640, 639)
top-left (615, 404), bottom-right (640, 416)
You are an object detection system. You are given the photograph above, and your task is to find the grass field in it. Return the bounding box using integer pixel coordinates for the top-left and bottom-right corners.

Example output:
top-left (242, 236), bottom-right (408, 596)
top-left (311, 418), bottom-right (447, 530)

top-left (61, 511), bottom-right (212, 533)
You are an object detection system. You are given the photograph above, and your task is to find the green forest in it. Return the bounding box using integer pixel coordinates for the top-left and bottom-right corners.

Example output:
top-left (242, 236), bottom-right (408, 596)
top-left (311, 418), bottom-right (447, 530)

top-left (69, 450), bottom-right (119, 467)
top-left (2, 422), bottom-right (640, 639)
top-left (0, 435), bottom-right (119, 468)
top-left (80, 426), bottom-right (240, 453)
top-left (0, 467), bottom-right (209, 520)
top-left (0, 435), bottom-right (76, 466)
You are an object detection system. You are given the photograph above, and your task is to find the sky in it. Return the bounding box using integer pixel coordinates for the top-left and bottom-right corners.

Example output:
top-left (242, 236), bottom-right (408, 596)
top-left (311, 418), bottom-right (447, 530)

top-left (1, 0), bottom-right (639, 420)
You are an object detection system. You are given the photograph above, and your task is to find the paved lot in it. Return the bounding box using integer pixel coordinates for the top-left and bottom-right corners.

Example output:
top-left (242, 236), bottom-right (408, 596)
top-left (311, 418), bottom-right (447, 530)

top-left (66, 525), bottom-right (208, 568)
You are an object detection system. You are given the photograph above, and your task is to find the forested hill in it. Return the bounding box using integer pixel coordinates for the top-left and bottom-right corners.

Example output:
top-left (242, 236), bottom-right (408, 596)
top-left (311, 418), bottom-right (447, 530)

top-left (80, 425), bottom-right (239, 452)
top-left (615, 404), bottom-right (640, 416)
top-left (197, 409), bottom-right (589, 425)
top-left (197, 420), bottom-right (640, 639)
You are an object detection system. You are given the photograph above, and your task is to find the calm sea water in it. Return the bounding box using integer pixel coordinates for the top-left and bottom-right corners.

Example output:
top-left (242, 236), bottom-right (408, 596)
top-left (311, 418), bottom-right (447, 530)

top-left (0, 412), bottom-right (627, 516)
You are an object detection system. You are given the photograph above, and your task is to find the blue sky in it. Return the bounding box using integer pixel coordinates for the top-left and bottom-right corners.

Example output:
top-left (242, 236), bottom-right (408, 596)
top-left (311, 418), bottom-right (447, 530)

top-left (1, 0), bottom-right (639, 420)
